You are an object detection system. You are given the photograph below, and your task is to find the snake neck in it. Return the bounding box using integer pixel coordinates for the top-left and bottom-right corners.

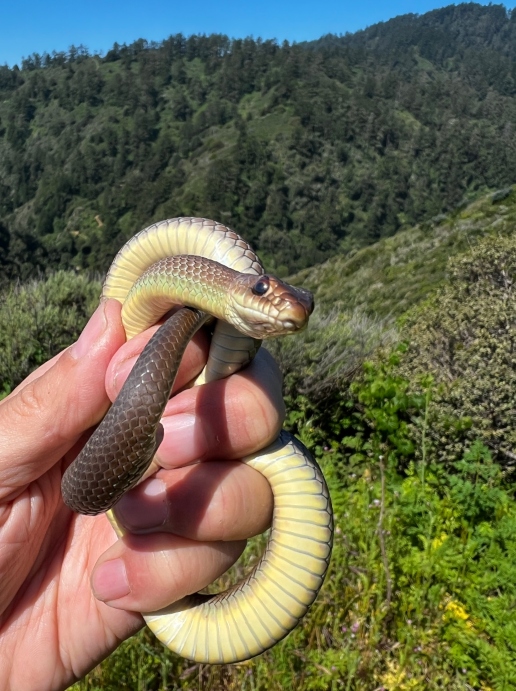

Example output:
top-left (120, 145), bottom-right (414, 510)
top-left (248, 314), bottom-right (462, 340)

top-left (120, 255), bottom-right (240, 339)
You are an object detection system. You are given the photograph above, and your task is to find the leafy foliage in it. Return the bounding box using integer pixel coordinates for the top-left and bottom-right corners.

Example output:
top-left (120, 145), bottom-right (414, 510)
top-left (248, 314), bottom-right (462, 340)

top-left (0, 272), bottom-right (99, 396)
top-left (395, 231), bottom-right (516, 467)
top-left (2, 4), bottom-right (516, 280)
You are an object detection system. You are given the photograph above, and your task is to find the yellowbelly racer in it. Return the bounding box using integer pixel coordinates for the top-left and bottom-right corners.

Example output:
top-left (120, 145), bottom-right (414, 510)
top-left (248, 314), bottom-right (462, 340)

top-left (61, 217), bottom-right (333, 664)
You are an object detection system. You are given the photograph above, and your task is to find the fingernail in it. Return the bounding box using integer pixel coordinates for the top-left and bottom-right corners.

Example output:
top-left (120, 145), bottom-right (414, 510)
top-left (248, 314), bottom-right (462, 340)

top-left (92, 558), bottom-right (131, 602)
top-left (115, 479), bottom-right (168, 531)
top-left (71, 303), bottom-right (107, 360)
top-left (156, 414), bottom-right (209, 466)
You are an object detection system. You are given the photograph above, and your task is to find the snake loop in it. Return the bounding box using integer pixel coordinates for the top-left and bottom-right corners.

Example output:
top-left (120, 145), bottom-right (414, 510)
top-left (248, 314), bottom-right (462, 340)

top-left (62, 217), bottom-right (333, 664)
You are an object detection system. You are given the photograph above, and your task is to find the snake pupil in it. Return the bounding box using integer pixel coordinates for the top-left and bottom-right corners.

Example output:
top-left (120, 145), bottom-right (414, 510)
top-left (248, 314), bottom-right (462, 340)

top-left (253, 277), bottom-right (270, 296)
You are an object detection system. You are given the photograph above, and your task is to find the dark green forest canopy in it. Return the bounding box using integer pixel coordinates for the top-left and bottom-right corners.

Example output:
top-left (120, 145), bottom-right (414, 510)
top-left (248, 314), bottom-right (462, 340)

top-left (1, 2), bottom-right (516, 283)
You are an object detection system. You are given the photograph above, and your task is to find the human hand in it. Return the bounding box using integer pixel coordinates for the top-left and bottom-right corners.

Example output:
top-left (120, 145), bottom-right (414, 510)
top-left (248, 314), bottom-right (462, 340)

top-left (0, 299), bottom-right (283, 690)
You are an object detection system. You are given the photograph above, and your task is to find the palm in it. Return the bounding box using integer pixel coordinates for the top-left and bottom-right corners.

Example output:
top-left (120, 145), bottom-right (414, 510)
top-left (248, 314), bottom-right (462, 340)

top-left (0, 458), bottom-right (142, 688)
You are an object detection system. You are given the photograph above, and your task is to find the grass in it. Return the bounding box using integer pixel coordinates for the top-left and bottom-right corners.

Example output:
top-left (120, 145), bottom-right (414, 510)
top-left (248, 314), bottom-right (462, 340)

top-left (247, 110), bottom-right (296, 141)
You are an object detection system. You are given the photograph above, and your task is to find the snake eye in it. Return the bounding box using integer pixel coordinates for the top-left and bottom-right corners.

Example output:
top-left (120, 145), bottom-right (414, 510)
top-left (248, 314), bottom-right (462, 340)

top-left (252, 276), bottom-right (270, 296)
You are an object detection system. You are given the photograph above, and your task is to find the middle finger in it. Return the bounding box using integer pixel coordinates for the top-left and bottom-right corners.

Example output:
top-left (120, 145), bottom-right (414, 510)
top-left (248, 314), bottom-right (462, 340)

top-left (113, 460), bottom-right (273, 541)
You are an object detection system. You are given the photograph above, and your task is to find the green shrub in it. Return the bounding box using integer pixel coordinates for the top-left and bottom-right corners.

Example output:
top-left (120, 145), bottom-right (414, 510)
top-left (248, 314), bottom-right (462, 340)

top-left (491, 188), bottom-right (514, 204)
top-left (0, 271), bottom-right (100, 396)
top-left (395, 232), bottom-right (516, 467)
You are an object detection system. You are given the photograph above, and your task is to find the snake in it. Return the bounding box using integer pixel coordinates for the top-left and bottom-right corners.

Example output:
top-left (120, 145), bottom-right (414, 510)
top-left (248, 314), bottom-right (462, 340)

top-left (61, 217), bottom-right (333, 664)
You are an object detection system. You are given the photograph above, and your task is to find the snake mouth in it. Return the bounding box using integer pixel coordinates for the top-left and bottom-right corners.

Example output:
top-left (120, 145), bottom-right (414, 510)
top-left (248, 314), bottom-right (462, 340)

top-left (246, 321), bottom-right (278, 337)
top-left (246, 317), bottom-right (308, 337)
top-left (240, 301), bottom-right (312, 337)
top-left (282, 319), bottom-right (305, 332)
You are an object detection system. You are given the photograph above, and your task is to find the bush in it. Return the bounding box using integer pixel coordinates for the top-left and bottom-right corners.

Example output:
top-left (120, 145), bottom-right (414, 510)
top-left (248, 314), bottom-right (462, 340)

top-left (395, 232), bottom-right (516, 466)
top-left (0, 271), bottom-right (100, 396)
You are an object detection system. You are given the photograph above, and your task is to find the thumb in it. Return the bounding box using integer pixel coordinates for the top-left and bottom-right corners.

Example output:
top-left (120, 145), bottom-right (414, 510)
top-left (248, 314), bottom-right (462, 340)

top-left (0, 300), bottom-right (126, 494)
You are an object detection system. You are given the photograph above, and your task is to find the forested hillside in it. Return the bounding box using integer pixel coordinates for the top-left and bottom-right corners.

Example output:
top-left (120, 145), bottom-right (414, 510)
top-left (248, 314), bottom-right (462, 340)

top-left (1, 2), bottom-right (516, 283)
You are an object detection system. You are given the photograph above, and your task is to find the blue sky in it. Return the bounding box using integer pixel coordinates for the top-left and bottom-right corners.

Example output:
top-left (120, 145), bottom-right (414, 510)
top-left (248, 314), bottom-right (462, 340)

top-left (1, 1), bottom-right (514, 68)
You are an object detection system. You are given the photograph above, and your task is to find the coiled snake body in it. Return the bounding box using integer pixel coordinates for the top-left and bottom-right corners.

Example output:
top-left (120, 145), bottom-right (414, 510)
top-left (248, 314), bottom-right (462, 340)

top-left (62, 217), bottom-right (333, 664)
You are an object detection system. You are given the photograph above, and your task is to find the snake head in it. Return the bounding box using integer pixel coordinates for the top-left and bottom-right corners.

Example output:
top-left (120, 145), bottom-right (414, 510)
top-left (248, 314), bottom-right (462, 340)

top-left (227, 273), bottom-right (315, 339)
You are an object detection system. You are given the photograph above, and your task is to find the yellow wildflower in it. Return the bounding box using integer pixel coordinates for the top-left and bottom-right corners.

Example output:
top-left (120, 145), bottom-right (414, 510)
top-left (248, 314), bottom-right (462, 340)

top-left (431, 533), bottom-right (448, 550)
top-left (444, 600), bottom-right (469, 621)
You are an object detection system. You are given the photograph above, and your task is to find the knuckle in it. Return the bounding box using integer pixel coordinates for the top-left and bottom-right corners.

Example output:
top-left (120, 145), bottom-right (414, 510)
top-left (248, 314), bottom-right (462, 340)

top-left (14, 381), bottom-right (49, 422)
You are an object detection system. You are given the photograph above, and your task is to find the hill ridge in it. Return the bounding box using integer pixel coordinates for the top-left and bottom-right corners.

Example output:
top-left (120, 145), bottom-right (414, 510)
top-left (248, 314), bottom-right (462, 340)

top-left (1, 2), bottom-right (516, 284)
